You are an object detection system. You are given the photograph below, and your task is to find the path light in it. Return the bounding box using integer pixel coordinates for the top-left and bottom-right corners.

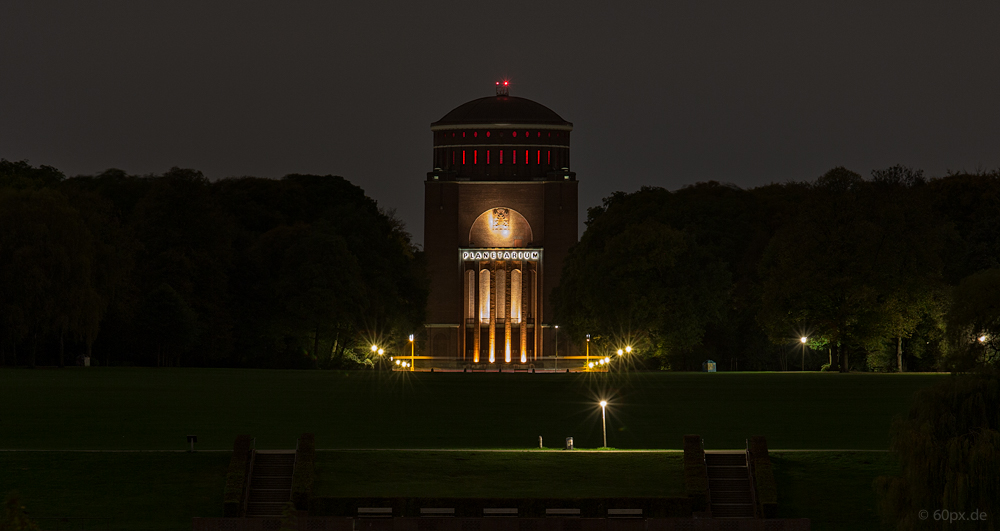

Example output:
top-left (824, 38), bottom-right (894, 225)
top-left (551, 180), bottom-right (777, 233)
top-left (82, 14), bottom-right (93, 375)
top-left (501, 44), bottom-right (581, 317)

top-left (588, 362), bottom-right (594, 369)
top-left (599, 401), bottom-right (608, 448)
top-left (617, 349), bottom-right (623, 356)
top-left (378, 348), bottom-right (385, 355)
top-left (801, 336), bottom-right (808, 372)
top-left (625, 346), bottom-right (632, 354)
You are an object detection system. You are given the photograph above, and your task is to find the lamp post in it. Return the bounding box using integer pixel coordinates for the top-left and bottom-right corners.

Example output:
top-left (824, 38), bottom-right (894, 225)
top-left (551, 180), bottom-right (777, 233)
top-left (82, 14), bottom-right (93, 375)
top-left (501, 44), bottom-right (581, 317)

top-left (800, 337), bottom-right (808, 371)
top-left (554, 325), bottom-right (559, 371)
top-left (586, 334), bottom-right (591, 369)
top-left (599, 400), bottom-right (608, 448)
top-left (409, 334), bottom-right (415, 372)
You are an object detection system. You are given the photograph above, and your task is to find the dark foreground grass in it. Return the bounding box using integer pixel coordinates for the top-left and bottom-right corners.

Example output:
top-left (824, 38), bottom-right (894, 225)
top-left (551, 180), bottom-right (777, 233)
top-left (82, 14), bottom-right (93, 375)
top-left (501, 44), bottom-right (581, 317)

top-left (314, 451), bottom-right (685, 498)
top-left (0, 452), bottom-right (228, 530)
top-left (773, 451), bottom-right (898, 531)
top-left (0, 368), bottom-right (945, 450)
top-left (1, 450), bottom-right (895, 530)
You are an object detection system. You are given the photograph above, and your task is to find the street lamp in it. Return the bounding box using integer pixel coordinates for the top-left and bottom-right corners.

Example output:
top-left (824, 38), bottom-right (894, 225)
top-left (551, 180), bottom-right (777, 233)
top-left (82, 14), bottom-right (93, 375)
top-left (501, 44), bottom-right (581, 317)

top-left (617, 349), bottom-right (623, 356)
top-left (625, 346), bottom-right (632, 354)
top-left (599, 400), bottom-right (608, 448)
top-left (409, 334), bottom-right (415, 372)
top-left (800, 337), bottom-right (808, 372)
top-left (586, 334), bottom-right (591, 368)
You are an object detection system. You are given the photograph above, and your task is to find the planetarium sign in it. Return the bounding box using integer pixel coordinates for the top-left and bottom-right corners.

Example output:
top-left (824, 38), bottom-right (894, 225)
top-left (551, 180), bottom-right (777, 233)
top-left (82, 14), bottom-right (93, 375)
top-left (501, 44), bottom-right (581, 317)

top-left (460, 248), bottom-right (542, 262)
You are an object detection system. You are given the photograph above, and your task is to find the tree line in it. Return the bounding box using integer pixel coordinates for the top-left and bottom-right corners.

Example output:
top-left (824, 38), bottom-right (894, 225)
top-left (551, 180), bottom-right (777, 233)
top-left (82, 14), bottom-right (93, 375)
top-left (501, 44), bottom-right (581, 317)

top-left (554, 166), bottom-right (1000, 372)
top-left (0, 160), bottom-right (426, 369)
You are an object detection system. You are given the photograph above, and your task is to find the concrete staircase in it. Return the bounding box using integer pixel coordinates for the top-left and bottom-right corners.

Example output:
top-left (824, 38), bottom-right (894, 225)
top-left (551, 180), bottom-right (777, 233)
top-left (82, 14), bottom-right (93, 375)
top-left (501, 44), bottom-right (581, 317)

top-left (705, 452), bottom-right (755, 518)
top-left (246, 450), bottom-right (295, 517)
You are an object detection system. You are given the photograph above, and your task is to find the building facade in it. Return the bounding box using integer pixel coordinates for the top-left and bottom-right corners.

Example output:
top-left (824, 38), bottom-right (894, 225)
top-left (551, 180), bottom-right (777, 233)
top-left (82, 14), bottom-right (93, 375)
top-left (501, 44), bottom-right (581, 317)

top-left (423, 86), bottom-right (578, 365)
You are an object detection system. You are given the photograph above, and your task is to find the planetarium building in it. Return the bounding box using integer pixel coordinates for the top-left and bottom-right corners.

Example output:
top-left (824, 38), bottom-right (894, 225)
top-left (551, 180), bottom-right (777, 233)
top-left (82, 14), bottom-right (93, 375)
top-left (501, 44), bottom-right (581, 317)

top-left (423, 85), bottom-right (578, 366)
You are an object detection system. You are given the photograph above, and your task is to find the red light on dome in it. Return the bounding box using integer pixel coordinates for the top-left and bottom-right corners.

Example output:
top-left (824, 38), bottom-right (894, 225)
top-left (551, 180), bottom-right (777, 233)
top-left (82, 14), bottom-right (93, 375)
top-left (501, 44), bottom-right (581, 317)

top-left (512, 131), bottom-right (516, 137)
top-left (537, 150), bottom-right (540, 164)
top-left (474, 150), bottom-right (477, 164)
top-left (462, 151), bottom-right (466, 165)
top-left (504, 81), bottom-right (508, 85)
top-left (486, 131), bottom-right (490, 137)
top-left (525, 150), bottom-right (528, 164)
top-left (513, 150), bottom-right (516, 164)
top-left (474, 131), bottom-right (477, 137)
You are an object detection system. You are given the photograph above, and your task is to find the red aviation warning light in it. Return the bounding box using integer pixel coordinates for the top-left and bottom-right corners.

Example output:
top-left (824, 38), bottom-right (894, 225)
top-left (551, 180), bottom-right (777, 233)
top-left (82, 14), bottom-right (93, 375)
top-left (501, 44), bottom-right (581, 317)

top-left (496, 79), bottom-right (510, 96)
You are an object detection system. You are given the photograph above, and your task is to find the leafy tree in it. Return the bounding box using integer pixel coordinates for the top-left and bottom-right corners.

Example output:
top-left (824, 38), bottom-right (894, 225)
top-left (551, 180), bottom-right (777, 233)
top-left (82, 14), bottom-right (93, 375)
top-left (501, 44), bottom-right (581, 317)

top-left (946, 268), bottom-right (1000, 370)
top-left (134, 283), bottom-right (198, 366)
top-left (0, 189), bottom-right (102, 367)
top-left (759, 167), bottom-right (946, 372)
top-left (555, 187), bottom-right (731, 369)
top-left (875, 371), bottom-right (1000, 529)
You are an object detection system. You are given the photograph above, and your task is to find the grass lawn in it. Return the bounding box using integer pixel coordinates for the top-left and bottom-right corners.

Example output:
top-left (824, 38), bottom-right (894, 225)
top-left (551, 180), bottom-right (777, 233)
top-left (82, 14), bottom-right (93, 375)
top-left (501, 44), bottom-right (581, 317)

top-left (0, 451), bottom-right (228, 530)
top-left (314, 450), bottom-right (686, 498)
top-left (0, 450), bottom-right (897, 530)
top-left (773, 451), bottom-right (898, 531)
top-left (0, 368), bottom-right (945, 451)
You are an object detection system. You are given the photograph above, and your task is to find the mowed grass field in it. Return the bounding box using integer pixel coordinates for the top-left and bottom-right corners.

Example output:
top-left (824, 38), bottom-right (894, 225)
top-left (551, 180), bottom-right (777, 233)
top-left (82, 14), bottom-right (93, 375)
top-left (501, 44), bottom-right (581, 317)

top-left (0, 368), bottom-right (945, 450)
top-left (0, 450), bottom-right (896, 531)
top-left (0, 369), bottom-right (933, 530)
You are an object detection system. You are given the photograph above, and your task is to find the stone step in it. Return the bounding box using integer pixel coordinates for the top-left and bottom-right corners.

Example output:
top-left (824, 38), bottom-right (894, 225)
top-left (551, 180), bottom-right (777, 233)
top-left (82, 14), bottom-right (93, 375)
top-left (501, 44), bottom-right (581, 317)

top-left (711, 490), bottom-right (753, 503)
top-left (709, 478), bottom-right (751, 491)
top-left (705, 453), bottom-right (746, 466)
top-left (711, 503), bottom-right (756, 518)
top-left (251, 476), bottom-right (293, 490)
top-left (249, 489), bottom-right (291, 503)
top-left (707, 466), bottom-right (749, 479)
top-left (246, 502), bottom-right (288, 518)
top-left (251, 466), bottom-right (293, 477)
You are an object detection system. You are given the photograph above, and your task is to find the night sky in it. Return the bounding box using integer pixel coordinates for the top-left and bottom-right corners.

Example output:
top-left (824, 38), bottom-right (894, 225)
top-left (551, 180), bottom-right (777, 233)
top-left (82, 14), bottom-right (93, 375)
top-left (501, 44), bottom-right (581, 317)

top-left (3, 1), bottom-right (998, 246)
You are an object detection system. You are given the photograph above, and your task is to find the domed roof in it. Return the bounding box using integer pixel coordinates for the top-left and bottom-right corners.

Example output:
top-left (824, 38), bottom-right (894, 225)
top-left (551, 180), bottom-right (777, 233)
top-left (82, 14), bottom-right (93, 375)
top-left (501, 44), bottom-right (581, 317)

top-left (432, 96), bottom-right (571, 128)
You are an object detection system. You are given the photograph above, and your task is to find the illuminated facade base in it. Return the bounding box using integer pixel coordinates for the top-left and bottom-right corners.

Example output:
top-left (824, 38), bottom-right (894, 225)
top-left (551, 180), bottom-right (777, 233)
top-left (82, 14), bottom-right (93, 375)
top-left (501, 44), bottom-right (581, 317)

top-left (462, 251), bottom-right (540, 363)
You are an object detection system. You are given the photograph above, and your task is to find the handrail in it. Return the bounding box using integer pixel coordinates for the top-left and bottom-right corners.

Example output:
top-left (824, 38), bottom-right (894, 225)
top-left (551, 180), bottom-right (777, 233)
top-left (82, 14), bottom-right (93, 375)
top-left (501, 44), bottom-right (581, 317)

top-left (241, 442), bottom-right (256, 517)
top-left (745, 439), bottom-right (760, 518)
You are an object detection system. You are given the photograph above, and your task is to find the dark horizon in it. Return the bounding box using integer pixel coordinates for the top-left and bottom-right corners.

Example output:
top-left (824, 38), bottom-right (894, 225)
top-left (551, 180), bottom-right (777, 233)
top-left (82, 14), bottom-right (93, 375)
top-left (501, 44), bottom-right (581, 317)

top-left (2, 1), bottom-right (999, 246)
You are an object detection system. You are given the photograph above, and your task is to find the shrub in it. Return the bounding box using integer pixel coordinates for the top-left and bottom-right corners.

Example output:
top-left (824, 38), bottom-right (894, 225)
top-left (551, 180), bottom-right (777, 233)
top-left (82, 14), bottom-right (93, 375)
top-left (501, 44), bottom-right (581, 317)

top-left (222, 435), bottom-right (253, 517)
top-left (292, 433), bottom-right (316, 510)
top-left (682, 434), bottom-right (709, 512)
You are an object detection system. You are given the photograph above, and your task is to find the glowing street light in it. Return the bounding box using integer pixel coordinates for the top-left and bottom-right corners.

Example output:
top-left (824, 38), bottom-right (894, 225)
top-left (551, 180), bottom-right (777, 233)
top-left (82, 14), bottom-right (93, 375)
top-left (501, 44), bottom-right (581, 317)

top-left (800, 336), bottom-right (808, 372)
top-left (409, 334), bottom-right (415, 372)
top-left (378, 348), bottom-right (385, 355)
top-left (599, 400), bottom-right (608, 448)
top-left (370, 345), bottom-right (378, 353)
top-left (625, 346), bottom-right (632, 354)
top-left (617, 349), bottom-right (623, 356)
top-left (979, 335), bottom-right (988, 343)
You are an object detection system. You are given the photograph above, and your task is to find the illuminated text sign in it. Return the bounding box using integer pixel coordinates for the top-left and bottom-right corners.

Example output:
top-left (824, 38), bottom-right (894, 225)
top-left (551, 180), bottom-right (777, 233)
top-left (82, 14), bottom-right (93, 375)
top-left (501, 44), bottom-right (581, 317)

top-left (460, 248), bottom-right (542, 262)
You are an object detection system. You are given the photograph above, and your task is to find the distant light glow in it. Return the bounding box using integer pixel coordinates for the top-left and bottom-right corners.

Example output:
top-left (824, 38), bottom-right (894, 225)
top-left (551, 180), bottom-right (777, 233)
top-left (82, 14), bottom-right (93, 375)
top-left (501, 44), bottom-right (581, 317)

top-left (625, 346), bottom-right (632, 353)
top-left (617, 349), bottom-right (623, 356)
top-left (800, 337), bottom-right (808, 343)
top-left (980, 335), bottom-right (988, 343)
top-left (370, 345), bottom-right (378, 352)
top-left (600, 400), bottom-right (607, 407)
top-left (378, 348), bottom-right (384, 355)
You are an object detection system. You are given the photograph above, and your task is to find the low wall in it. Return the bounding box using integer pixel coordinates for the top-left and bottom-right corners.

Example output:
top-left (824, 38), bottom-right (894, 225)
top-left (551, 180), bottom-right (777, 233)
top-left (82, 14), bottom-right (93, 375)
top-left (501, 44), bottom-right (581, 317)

top-left (193, 517), bottom-right (811, 531)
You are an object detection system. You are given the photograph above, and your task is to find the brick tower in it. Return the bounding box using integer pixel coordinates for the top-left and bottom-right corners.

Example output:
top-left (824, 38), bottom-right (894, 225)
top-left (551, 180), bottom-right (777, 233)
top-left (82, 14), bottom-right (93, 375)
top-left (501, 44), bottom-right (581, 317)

top-left (423, 83), bottom-right (578, 366)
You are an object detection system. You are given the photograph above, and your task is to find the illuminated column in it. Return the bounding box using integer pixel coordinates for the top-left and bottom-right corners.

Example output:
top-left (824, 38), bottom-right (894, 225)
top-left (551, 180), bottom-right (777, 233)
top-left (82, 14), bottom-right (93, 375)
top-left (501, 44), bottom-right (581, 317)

top-left (520, 261), bottom-right (528, 363)
top-left (474, 266), bottom-right (482, 363)
top-left (504, 261), bottom-right (512, 363)
top-left (489, 261), bottom-right (496, 363)
top-left (532, 266), bottom-right (539, 360)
